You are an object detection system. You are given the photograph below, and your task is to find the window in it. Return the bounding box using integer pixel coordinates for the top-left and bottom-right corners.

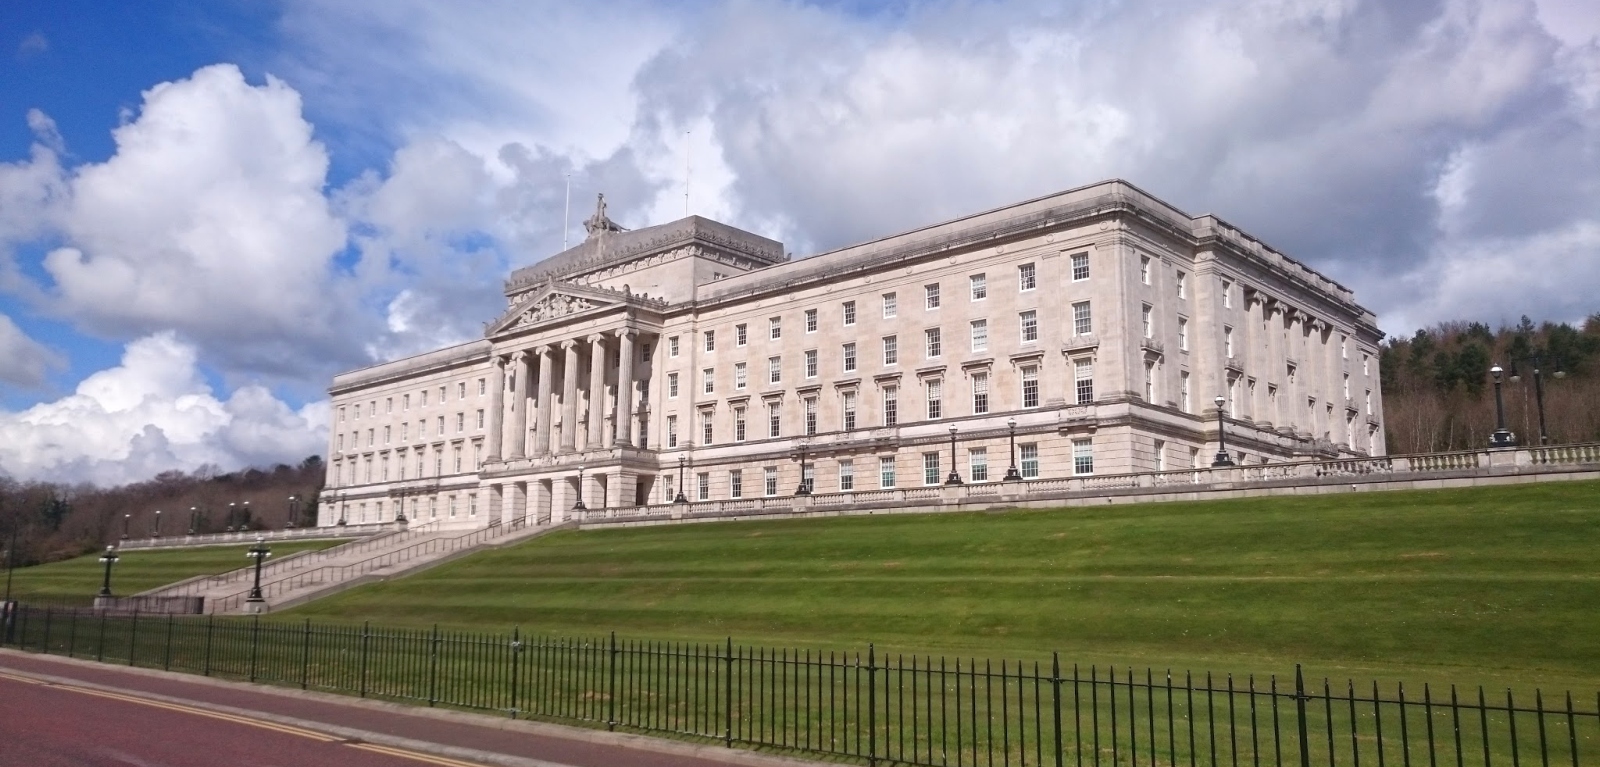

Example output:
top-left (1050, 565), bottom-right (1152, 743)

top-left (668, 372), bottom-right (679, 398)
top-left (1072, 438), bottom-right (1094, 475)
top-left (1020, 310), bottom-right (1038, 343)
top-left (805, 309), bottom-right (818, 333)
top-left (702, 411), bottom-right (714, 445)
top-left (1224, 326), bottom-right (1234, 358)
top-left (705, 331), bottom-right (716, 352)
top-left (768, 401), bottom-right (782, 438)
top-left (734, 407), bottom-right (747, 441)
top-left (1020, 444), bottom-right (1040, 478)
top-left (416, 452), bottom-right (425, 477)
top-left (1074, 358), bottom-right (1094, 404)
top-left (455, 413), bottom-right (464, 432)
top-left (1070, 252), bottom-right (1090, 281)
top-left (883, 292), bottom-right (898, 318)
top-left (697, 472), bottom-right (710, 501)
top-left (880, 456), bottom-right (897, 488)
top-left (1341, 334), bottom-right (1348, 359)
top-left (1365, 389), bottom-right (1372, 415)
top-left (925, 328), bottom-right (942, 358)
top-left (663, 475), bottom-right (675, 503)
top-left (730, 469), bottom-right (743, 498)
top-left (1142, 304), bottom-right (1153, 338)
top-left (478, 379), bottom-right (487, 396)
top-left (1153, 440), bottom-right (1166, 472)
top-left (970, 274), bottom-right (987, 301)
top-left (1287, 364), bottom-right (1297, 384)
top-left (354, 404), bottom-right (361, 419)
top-left (1140, 255), bottom-right (1151, 284)
top-left (704, 368), bottom-right (715, 395)
top-left (843, 342), bottom-right (857, 373)
top-left (1343, 374), bottom-right (1350, 399)
top-left (971, 319), bottom-right (988, 352)
top-left (403, 395), bottom-right (410, 411)
top-left (476, 409), bottom-right (485, 429)
top-left (386, 397), bottom-right (393, 414)
top-left (1180, 371), bottom-right (1192, 412)
top-left (669, 336), bottom-right (680, 357)
top-left (764, 467), bottom-right (778, 496)
top-left (842, 391), bottom-right (857, 430)
top-left (1176, 271), bottom-right (1187, 299)
top-left (883, 385), bottom-right (899, 426)
top-left (969, 448), bottom-right (988, 482)
top-left (768, 356), bottom-right (782, 384)
top-left (924, 284), bottom-right (941, 309)
top-left (972, 372), bottom-right (989, 414)
top-left (1190, 447), bottom-right (1202, 469)
top-left (804, 397), bottom-right (818, 435)
top-left (382, 455), bottom-right (390, 481)
top-left (839, 460), bottom-right (854, 491)
top-left (1022, 365), bottom-right (1040, 408)
top-left (843, 301), bottom-right (856, 326)
top-left (1143, 361), bottom-right (1155, 402)
top-left (1363, 354), bottom-right (1370, 376)
top-left (384, 425), bottom-right (391, 444)
top-left (436, 416), bottom-right (443, 434)
top-left (926, 379), bottom-right (943, 419)
top-left (337, 434), bottom-right (345, 451)
top-left (458, 382), bottom-right (467, 399)
top-left (422, 390), bottom-right (430, 407)
top-left (667, 415), bottom-right (678, 448)
top-left (805, 349), bottom-right (818, 378)
top-left (735, 362), bottom-right (747, 390)
top-left (1019, 263), bottom-right (1037, 291)
top-left (736, 323), bottom-right (748, 346)
top-left (1072, 301), bottom-right (1092, 335)
top-left (641, 342), bottom-right (651, 360)
top-left (769, 317), bottom-right (782, 340)
top-left (1178, 318), bottom-right (1189, 350)
top-left (883, 335), bottom-right (899, 365)
top-left (453, 445), bottom-right (462, 473)
top-left (1221, 279), bottom-right (1233, 308)
top-left (924, 452), bottom-right (941, 485)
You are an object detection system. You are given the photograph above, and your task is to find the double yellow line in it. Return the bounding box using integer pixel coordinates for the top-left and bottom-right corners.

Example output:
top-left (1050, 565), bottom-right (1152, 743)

top-left (0, 671), bottom-right (491, 767)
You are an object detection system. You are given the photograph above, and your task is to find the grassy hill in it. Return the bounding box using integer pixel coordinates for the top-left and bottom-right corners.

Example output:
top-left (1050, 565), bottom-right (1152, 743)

top-left (4, 539), bottom-right (347, 605)
top-left (286, 480), bottom-right (1600, 693)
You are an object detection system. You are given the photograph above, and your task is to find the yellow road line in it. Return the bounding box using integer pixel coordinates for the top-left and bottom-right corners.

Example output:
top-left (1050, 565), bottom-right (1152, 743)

top-left (0, 671), bottom-right (45, 685)
top-left (347, 741), bottom-right (490, 767)
top-left (0, 673), bottom-right (339, 742)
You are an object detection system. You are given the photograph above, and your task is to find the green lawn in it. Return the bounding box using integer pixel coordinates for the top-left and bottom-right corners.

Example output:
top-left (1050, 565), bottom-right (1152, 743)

top-left (4, 539), bottom-right (349, 605)
top-left (287, 480), bottom-right (1600, 694)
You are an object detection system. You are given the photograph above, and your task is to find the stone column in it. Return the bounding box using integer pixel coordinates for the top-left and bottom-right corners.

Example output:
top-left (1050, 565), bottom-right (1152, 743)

top-left (560, 340), bottom-right (580, 452)
top-left (534, 345), bottom-right (554, 456)
top-left (507, 352), bottom-right (529, 459)
top-left (615, 328), bottom-right (636, 447)
top-left (486, 355), bottom-right (507, 462)
top-left (586, 334), bottom-right (607, 450)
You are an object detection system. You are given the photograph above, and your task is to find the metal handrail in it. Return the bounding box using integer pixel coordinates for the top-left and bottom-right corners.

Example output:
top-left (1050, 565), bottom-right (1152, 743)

top-left (144, 520), bottom-right (443, 598)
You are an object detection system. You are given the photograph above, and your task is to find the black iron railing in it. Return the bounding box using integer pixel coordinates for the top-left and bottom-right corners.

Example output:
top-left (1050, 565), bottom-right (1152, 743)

top-left (1, 605), bottom-right (1594, 767)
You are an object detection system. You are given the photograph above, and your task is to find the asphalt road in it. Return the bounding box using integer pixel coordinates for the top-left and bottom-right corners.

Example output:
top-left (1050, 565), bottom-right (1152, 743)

top-left (0, 650), bottom-right (810, 767)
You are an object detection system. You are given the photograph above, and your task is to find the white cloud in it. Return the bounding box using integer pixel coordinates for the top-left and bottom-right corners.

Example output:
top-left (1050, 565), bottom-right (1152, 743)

top-left (0, 332), bottom-right (326, 485)
top-left (0, 313), bottom-right (61, 388)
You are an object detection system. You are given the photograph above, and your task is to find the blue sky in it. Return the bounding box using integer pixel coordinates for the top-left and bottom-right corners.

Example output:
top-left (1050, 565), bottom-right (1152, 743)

top-left (0, 0), bottom-right (1597, 485)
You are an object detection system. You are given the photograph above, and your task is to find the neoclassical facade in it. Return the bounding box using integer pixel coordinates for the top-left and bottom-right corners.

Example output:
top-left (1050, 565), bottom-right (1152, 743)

top-left (318, 180), bottom-right (1385, 529)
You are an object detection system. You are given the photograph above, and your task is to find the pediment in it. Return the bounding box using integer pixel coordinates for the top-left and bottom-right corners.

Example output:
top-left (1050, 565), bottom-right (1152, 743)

top-left (485, 282), bottom-right (620, 337)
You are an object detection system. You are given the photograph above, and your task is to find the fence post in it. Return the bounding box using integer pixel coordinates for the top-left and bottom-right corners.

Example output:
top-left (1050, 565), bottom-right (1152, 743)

top-left (40, 606), bottom-right (51, 655)
top-left (1296, 665), bottom-right (1312, 767)
top-left (202, 614), bottom-right (214, 676)
top-left (359, 621), bottom-right (370, 698)
top-left (607, 631), bottom-right (618, 731)
top-left (96, 609), bottom-right (107, 662)
top-left (868, 643), bottom-right (878, 767)
top-left (300, 618), bottom-right (312, 690)
top-left (724, 637), bottom-right (734, 748)
top-left (127, 609), bottom-right (139, 666)
top-left (427, 624), bottom-right (439, 707)
top-left (249, 613), bottom-right (260, 683)
top-left (163, 613), bottom-right (174, 671)
top-left (1054, 652), bottom-right (1064, 767)
top-left (508, 627), bottom-right (521, 719)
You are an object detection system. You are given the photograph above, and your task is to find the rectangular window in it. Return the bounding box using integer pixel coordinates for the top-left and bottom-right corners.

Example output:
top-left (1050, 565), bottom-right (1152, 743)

top-left (1365, 389), bottom-right (1372, 415)
top-left (667, 415), bottom-right (678, 448)
top-left (1020, 444), bottom-right (1040, 479)
top-left (769, 317), bottom-right (782, 340)
top-left (805, 349), bottom-right (818, 379)
top-left (764, 467), bottom-right (778, 497)
top-left (1074, 358), bottom-right (1094, 404)
top-left (1153, 439), bottom-right (1166, 472)
top-left (1343, 373), bottom-right (1350, 399)
top-left (704, 368), bottom-right (715, 395)
top-left (455, 413), bottom-right (464, 432)
top-left (1288, 364), bottom-right (1297, 383)
top-left (843, 300), bottom-right (856, 326)
top-left (843, 342), bottom-right (857, 373)
top-left (768, 356), bottom-right (782, 384)
top-left (697, 472), bottom-right (710, 502)
top-left (453, 446), bottom-right (462, 473)
top-left (337, 434), bottom-right (344, 451)
top-left (1020, 310), bottom-right (1038, 343)
top-left (1181, 371), bottom-right (1192, 413)
top-left (883, 292), bottom-right (897, 318)
top-left (702, 411), bottom-right (714, 445)
top-left (476, 410), bottom-right (485, 429)
top-left (384, 425), bottom-right (391, 444)
top-left (1144, 361), bottom-right (1155, 402)
top-left (668, 372), bottom-right (679, 398)
top-left (663, 475), bottom-right (675, 503)
top-left (1176, 271), bottom-right (1189, 299)
top-left (669, 336), bottom-right (680, 357)
top-left (969, 447), bottom-right (988, 482)
top-left (805, 308), bottom-right (818, 333)
top-left (924, 452), bottom-right (941, 485)
top-left (925, 327), bottom-right (941, 358)
top-left (1341, 334), bottom-right (1348, 359)
top-left (736, 323), bottom-right (748, 346)
top-left (730, 469), bottom-right (743, 498)
top-left (1022, 365), bottom-right (1040, 408)
top-left (435, 416), bottom-right (443, 435)
top-left (879, 456), bottom-right (896, 488)
top-left (972, 372), bottom-right (989, 414)
top-left (1225, 326), bottom-right (1235, 358)
top-left (970, 319), bottom-right (988, 352)
top-left (1222, 278), bottom-right (1233, 308)
top-left (478, 379), bottom-right (486, 396)
top-left (926, 379), bottom-right (943, 420)
top-left (1178, 317), bottom-right (1189, 350)
top-left (1363, 354), bottom-right (1370, 376)
top-left (924, 283), bottom-right (941, 309)
top-left (970, 274), bottom-right (987, 301)
top-left (734, 407), bottom-right (747, 441)
top-left (883, 385), bottom-right (899, 426)
top-left (386, 397), bottom-right (393, 414)
top-left (804, 397), bottom-right (818, 436)
top-left (457, 382), bottom-right (466, 399)
top-left (883, 335), bottom-right (899, 365)
top-left (839, 460), bottom-right (854, 491)
top-left (843, 391), bottom-right (857, 430)
top-left (1142, 304), bottom-right (1153, 338)
top-left (1070, 252), bottom-right (1090, 281)
top-left (354, 404), bottom-right (361, 419)
top-left (735, 362), bottom-right (747, 390)
top-left (1073, 438), bottom-right (1094, 475)
top-left (1140, 255), bottom-right (1151, 284)
top-left (768, 401), bottom-right (782, 438)
top-left (1072, 301), bottom-right (1092, 335)
top-left (1019, 263), bottom-right (1037, 291)
top-left (704, 330), bottom-right (715, 352)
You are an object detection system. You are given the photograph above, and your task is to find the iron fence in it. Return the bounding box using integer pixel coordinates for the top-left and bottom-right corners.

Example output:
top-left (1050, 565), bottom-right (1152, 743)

top-left (2, 604), bottom-right (1595, 767)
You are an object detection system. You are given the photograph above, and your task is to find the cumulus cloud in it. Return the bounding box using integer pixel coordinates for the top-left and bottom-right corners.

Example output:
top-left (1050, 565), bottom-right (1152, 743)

top-left (0, 313), bottom-right (62, 388)
top-left (0, 332), bottom-right (326, 485)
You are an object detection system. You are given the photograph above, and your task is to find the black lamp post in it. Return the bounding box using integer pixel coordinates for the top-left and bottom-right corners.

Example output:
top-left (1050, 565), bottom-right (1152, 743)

top-left (1003, 417), bottom-right (1022, 481)
top-left (573, 465), bottom-right (588, 511)
top-left (239, 500), bottom-right (251, 530)
top-left (1509, 354), bottom-right (1565, 446)
top-left (121, 513), bottom-right (130, 540)
top-left (795, 440), bottom-right (812, 496)
top-left (286, 495), bottom-right (299, 528)
top-left (97, 546), bottom-right (119, 597)
top-left (226, 502), bottom-right (237, 532)
top-left (393, 494), bottom-right (407, 525)
top-left (1489, 364), bottom-right (1516, 447)
top-left (1211, 395), bottom-right (1236, 467)
top-left (187, 506), bottom-right (198, 536)
top-left (674, 456), bottom-right (689, 504)
top-left (151, 510), bottom-right (161, 539)
top-left (246, 536), bottom-right (271, 603)
top-left (336, 493), bottom-right (347, 526)
top-left (944, 425), bottom-right (964, 485)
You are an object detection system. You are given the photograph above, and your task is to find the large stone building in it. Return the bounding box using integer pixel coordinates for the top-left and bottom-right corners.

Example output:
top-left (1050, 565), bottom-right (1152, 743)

top-left (318, 180), bottom-right (1384, 529)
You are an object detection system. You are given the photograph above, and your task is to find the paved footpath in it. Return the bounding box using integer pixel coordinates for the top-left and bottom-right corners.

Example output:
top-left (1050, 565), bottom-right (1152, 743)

top-left (0, 649), bottom-right (821, 767)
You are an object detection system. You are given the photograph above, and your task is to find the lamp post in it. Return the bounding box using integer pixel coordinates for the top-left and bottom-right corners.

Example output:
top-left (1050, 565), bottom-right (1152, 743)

top-left (1489, 365), bottom-right (1516, 448)
top-left (121, 513), bottom-right (130, 540)
top-left (393, 494), bottom-right (407, 525)
top-left (245, 537), bottom-right (271, 605)
top-left (226, 502), bottom-right (237, 532)
top-left (674, 456), bottom-right (689, 504)
top-left (573, 465), bottom-right (588, 511)
top-left (1003, 417), bottom-right (1022, 481)
top-left (1509, 354), bottom-right (1566, 445)
top-left (794, 440), bottom-right (812, 496)
top-left (151, 510), bottom-right (161, 539)
top-left (1211, 395), bottom-right (1236, 467)
top-left (286, 495), bottom-right (299, 528)
top-left (187, 506), bottom-right (198, 536)
top-left (944, 425), bottom-right (964, 485)
top-left (239, 500), bottom-right (251, 531)
top-left (97, 546), bottom-right (119, 597)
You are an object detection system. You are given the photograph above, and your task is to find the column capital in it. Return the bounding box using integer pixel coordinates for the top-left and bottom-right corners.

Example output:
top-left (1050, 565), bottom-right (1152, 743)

top-left (612, 326), bottom-right (637, 340)
top-left (586, 333), bottom-right (607, 345)
top-left (534, 344), bottom-right (552, 356)
top-left (560, 339), bottom-right (579, 351)
top-left (506, 351), bottom-right (524, 364)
